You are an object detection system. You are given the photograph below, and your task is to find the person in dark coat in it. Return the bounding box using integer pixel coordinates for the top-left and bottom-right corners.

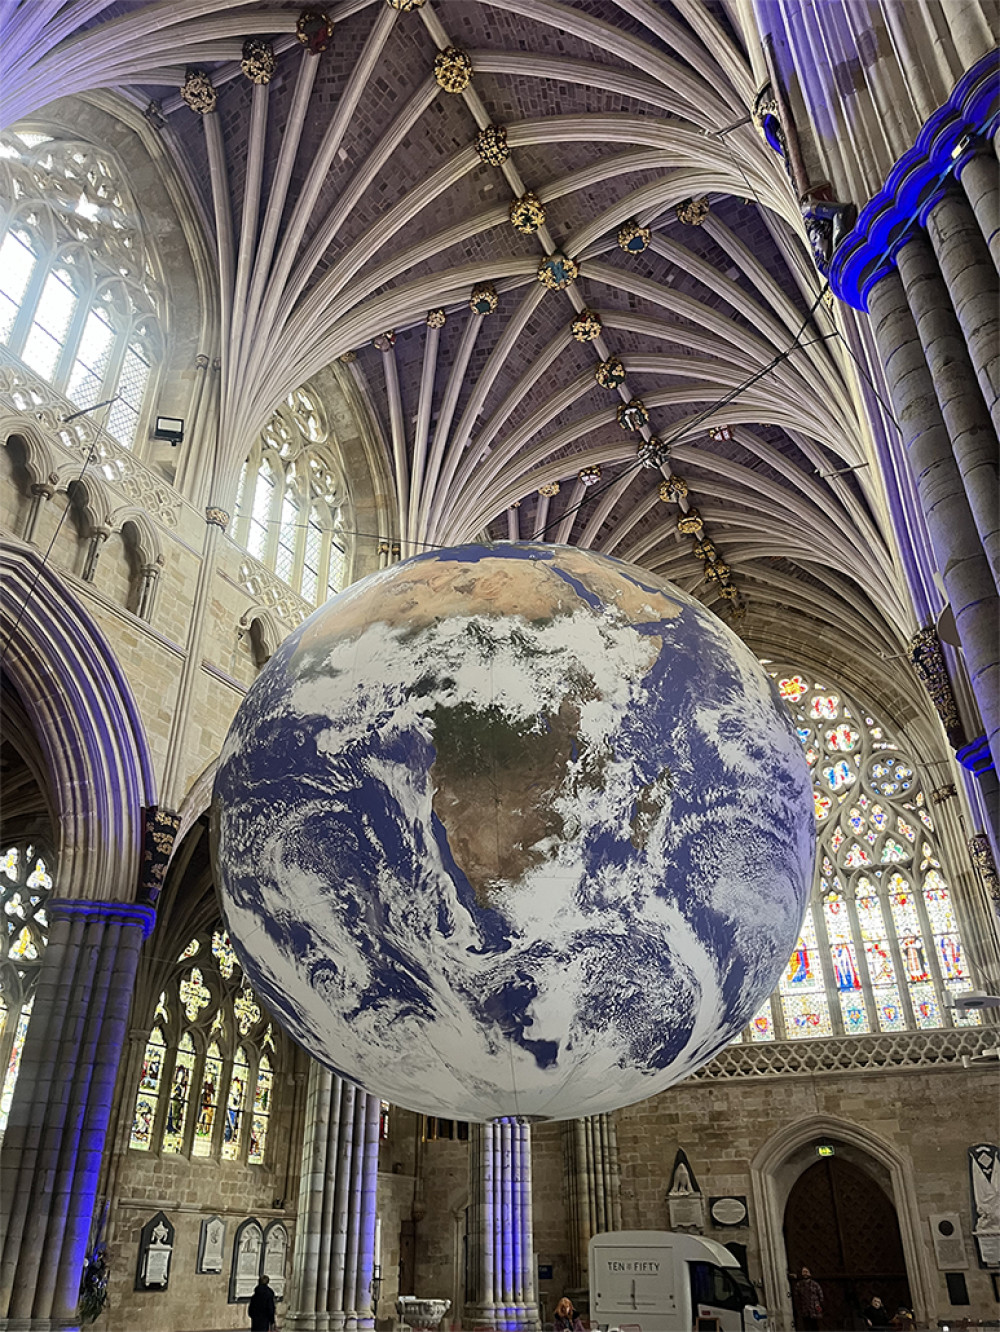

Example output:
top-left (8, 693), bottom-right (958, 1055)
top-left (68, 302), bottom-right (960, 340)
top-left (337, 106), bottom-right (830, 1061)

top-left (864, 1296), bottom-right (892, 1328)
top-left (554, 1296), bottom-right (585, 1330)
top-left (247, 1273), bottom-right (276, 1331)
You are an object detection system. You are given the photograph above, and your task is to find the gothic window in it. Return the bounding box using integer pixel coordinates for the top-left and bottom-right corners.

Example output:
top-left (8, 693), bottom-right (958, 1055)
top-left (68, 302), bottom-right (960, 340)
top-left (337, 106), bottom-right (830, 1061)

top-left (128, 926), bottom-right (280, 1163)
top-left (234, 386), bottom-right (350, 606)
top-left (0, 128), bottom-right (161, 449)
top-left (0, 843), bottom-right (53, 1133)
top-left (743, 668), bottom-right (981, 1042)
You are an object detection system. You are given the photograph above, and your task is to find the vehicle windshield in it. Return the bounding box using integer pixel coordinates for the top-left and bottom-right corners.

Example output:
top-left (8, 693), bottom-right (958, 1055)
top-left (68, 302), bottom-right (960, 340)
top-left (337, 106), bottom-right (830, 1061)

top-left (690, 1261), bottom-right (760, 1311)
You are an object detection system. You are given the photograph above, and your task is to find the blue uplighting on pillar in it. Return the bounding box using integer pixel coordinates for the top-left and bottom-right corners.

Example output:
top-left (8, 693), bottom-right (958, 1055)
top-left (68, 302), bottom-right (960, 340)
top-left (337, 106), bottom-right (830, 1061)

top-left (829, 50), bottom-right (1000, 309)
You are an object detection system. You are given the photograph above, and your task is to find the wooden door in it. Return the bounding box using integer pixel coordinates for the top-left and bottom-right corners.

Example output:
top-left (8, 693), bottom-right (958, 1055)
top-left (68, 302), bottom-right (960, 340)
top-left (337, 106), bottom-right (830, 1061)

top-left (784, 1156), bottom-right (911, 1330)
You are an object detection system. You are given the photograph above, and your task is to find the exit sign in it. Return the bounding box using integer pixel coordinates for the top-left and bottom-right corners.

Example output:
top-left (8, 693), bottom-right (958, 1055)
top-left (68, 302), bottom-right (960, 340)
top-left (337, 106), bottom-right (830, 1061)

top-left (817, 1144), bottom-right (835, 1158)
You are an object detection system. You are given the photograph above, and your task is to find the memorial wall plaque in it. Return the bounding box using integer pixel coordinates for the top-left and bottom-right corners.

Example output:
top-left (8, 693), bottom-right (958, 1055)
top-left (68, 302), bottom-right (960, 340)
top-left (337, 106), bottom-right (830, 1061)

top-left (969, 1143), bottom-right (1000, 1268)
top-left (198, 1215), bottom-right (226, 1274)
top-left (262, 1221), bottom-right (289, 1300)
top-left (229, 1218), bottom-right (264, 1302)
top-left (709, 1196), bottom-right (748, 1229)
top-left (929, 1215), bottom-right (969, 1270)
top-left (135, 1211), bottom-right (175, 1292)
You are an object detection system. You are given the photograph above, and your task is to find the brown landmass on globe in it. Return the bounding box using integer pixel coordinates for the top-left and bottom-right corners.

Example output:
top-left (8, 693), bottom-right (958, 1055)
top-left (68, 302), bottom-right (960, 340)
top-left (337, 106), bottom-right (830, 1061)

top-left (429, 693), bottom-right (606, 905)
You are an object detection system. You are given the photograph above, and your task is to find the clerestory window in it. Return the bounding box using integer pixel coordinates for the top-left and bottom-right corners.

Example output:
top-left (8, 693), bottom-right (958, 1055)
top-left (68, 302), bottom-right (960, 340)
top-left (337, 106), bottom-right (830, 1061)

top-left (0, 128), bottom-right (161, 449)
top-left (234, 386), bottom-right (349, 606)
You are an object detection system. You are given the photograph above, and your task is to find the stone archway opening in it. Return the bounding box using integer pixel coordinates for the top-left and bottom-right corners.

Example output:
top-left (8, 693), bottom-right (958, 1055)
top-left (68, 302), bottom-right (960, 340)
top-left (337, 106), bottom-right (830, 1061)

top-left (784, 1152), bottom-right (911, 1330)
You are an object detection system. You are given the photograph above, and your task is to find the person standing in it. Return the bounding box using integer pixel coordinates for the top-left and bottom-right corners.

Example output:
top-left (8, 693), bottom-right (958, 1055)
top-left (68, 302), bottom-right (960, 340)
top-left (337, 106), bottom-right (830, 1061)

top-left (554, 1296), bottom-right (585, 1330)
top-left (794, 1267), bottom-right (824, 1331)
top-left (864, 1295), bottom-right (891, 1328)
top-left (247, 1273), bottom-right (276, 1331)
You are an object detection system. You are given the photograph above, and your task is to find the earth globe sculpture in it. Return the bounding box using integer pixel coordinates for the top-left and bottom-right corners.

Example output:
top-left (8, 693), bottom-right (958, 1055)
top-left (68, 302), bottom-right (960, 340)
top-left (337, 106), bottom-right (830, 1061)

top-left (212, 542), bottom-right (814, 1121)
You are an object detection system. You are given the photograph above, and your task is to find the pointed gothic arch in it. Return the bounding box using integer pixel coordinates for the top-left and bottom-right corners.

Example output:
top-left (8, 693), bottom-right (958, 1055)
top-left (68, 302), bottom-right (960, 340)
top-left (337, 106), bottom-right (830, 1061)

top-left (0, 538), bottom-right (155, 900)
top-left (750, 1114), bottom-right (933, 1332)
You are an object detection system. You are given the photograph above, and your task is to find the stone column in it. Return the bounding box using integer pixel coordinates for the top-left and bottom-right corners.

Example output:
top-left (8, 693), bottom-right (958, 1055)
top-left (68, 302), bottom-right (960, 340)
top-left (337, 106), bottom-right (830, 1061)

top-left (465, 1120), bottom-right (540, 1332)
top-left (563, 1115), bottom-right (623, 1299)
top-left (958, 149), bottom-right (1000, 270)
top-left (868, 269), bottom-right (1000, 786)
top-left (895, 234), bottom-right (1000, 587)
top-left (286, 1065), bottom-right (380, 1332)
top-left (0, 898), bottom-right (154, 1329)
top-left (22, 482), bottom-right (54, 545)
top-left (925, 191), bottom-right (1000, 438)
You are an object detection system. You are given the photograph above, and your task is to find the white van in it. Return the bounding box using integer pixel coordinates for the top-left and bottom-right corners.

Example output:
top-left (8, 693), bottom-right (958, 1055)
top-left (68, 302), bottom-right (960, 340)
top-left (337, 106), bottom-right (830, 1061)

top-left (588, 1230), bottom-right (768, 1332)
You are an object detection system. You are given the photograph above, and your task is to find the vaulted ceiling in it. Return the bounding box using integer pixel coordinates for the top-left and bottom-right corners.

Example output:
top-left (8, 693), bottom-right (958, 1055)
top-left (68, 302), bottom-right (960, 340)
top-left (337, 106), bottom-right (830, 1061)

top-left (1, 0), bottom-right (921, 692)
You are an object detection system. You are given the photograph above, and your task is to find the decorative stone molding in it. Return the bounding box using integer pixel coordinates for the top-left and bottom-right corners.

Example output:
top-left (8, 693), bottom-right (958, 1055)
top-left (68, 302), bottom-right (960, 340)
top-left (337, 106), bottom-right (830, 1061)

top-left (237, 556), bottom-right (312, 628)
top-left (595, 355), bottom-right (625, 389)
top-left (426, 308), bottom-right (446, 328)
top-left (373, 330), bottom-right (396, 351)
top-left (677, 507), bottom-right (704, 535)
top-left (538, 481), bottom-right (560, 497)
top-left (969, 832), bottom-right (1000, 900)
top-left (0, 350), bottom-right (181, 527)
top-left (908, 625), bottom-right (964, 745)
top-left (434, 47), bottom-right (473, 93)
top-left (537, 252), bottom-right (578, 290)
top-left (830, 50), bottom-right (998, 309)
top-left (752, 83), bottom-right (783, 151)
top-left (510, 191), bottom-right (545, 234)
top-left (241, 37), bottom-right (276, 84)
top-left (475, 124), bottom-right (508, 165)
top-left (469, 283), bottom-right (498, 315)
top-left (658, 474), bottom-right (688, 503)
top-left (205, 506), bottom-right (230, 529)
top-left (930, 782), bottom-right (957, 804)
top-left (571, 309), bottom-right (602, 342)
top-left (296, 9), bottom-right (334, 54)
top-left (617, 219), bottom-right (651, 253)
top-left (387, 0), bottom-right (426, 9)
top-left (637, 436), bottom-right (669, 469)
top-left (676, 196), bottom-right (710, 226)
top-left (180, 68), bottom-right (216, 114)
top-left (578, 465), bottom-right (602, 487)
top-left (691, 1027), bottom-right (995, 1081)
top-left (616, 398), bottom-right (648, 431)
top-left (139, 807), bottom-right (181, 905)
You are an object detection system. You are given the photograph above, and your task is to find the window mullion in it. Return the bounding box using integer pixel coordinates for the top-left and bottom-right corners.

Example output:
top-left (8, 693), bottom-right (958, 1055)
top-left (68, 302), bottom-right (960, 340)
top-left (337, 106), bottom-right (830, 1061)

top-left (54, 284), bottom-right (91, 391)
top-left (811, 894), bottom-right (843, 1036)
top-left (7, 254), bottom-right (50, 357)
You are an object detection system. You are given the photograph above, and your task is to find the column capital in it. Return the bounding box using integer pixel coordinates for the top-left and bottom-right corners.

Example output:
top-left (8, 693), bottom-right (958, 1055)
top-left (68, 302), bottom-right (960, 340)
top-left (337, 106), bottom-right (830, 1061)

top-left (47, 898), bottom-right (157, 938)
top-left (205, 505), bottom-right (230, 530)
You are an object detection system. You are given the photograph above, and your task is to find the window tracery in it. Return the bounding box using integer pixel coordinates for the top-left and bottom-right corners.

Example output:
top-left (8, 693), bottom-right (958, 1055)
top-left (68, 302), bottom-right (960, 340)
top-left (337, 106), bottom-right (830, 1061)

top-left (234, 387), bottom-right (350, 607)
top-left (129, 926), bottom-right (280, 1163)
top-left (743, 669), bottom-right (981, 1043)
top-left (0, 843), bottom-right (53, 1133)
top-left (0, 128), bottom-right (161, 450)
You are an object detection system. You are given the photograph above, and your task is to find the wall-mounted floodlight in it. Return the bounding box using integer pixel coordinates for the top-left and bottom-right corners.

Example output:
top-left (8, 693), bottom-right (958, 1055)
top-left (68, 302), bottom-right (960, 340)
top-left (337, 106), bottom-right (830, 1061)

top-left (154, 415), bottom-right (184, 447)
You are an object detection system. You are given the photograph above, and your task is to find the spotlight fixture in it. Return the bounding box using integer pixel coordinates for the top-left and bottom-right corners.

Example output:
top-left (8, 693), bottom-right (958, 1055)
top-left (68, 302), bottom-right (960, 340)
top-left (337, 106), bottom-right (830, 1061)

top-left (154, 415), bottom-right (185, 447)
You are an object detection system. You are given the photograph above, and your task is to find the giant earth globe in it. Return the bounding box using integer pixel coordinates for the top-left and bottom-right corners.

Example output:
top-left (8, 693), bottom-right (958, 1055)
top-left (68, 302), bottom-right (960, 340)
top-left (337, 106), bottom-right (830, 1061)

top-left (212, 542), bottom-right (813, 1121)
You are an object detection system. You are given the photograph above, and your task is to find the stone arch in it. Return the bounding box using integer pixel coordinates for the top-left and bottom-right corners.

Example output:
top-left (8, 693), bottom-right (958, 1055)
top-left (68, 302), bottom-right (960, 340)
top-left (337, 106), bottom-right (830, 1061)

top-left (1, 421), bottom-right (55, 492)
top-left (0, 538), bottom-right (156, 901)
top-left (750, 1114), bottom-right (932, 1332)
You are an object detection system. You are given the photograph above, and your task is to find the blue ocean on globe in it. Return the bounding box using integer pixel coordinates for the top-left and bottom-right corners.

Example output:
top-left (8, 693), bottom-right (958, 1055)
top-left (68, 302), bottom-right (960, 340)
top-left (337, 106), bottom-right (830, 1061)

top-left (212, 542), bottom-right (814, 1121)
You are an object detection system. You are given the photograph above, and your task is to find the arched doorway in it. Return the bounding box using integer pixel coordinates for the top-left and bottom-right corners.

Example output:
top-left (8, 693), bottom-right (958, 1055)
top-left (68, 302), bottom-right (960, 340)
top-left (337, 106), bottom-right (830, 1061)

top-left (784, 1156), bottom-right (911, 1330)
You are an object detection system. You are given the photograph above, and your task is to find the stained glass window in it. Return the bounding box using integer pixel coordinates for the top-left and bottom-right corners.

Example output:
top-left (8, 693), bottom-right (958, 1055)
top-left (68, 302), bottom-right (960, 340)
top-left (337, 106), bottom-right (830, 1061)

top-left (749, 670), bottom-right (982, 1040)
top-left (192, 1041), bottom-right (223, 1158)
top-left (222, 1047), bottom-right (249, 1161)
top-left (161, 1032), bottom-right (196, 1154)
top-left (130, 1026), bottom-right (166, 1150)
top-left (0, 843), bottom-right (53, 1132)
top-left (248, 1053), bottom-right (272, 1165)
top-left (129, 921), bottom-right (277, 1161)
top-left (0, 129), bottom-right (161, 447)
top-left (234, 386), bottom-right (351, 607)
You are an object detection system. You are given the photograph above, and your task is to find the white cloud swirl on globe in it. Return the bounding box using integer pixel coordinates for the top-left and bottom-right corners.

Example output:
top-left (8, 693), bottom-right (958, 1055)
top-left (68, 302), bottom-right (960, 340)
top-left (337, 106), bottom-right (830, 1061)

top-left (212, 543), bottom-right (814, 1121)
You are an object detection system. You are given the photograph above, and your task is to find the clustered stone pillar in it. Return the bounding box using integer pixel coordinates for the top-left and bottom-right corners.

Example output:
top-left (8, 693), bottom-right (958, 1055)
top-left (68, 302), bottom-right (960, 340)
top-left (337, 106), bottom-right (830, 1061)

top-left (867, 237), bottom-right (1000, 821)
top-left (563, 1114), bottom-right (622, 1300)
top-left (0, 898), bottom-right (155, 1329)
top-left (465, 1119), bottom-right (540, 1332)
top-left (286, 1063), bottom-right (380, 1332)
